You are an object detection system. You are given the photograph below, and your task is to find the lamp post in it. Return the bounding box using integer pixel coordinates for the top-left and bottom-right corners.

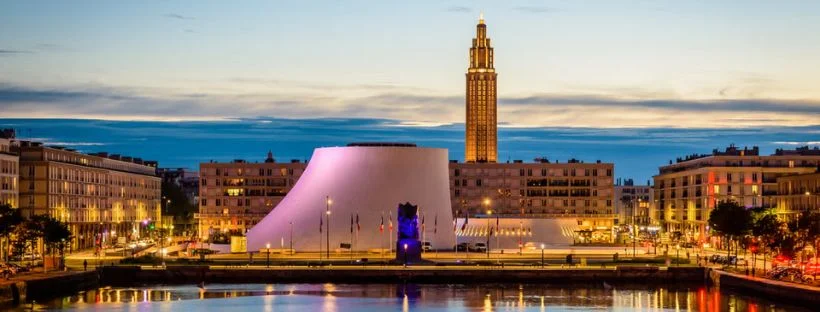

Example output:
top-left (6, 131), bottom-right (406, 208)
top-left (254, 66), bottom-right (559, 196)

top-left (403, 243), bottom-right (408, 267)
top-left (326, 196), bottom-right (332, 260)
top-left (676, 244), bottom-right (680, 266)
top-left (541, 244), bottom-right (545, 268)
top-left (289, 221), bottom-right (293, 255)
top-left (266, 243), bottom-right (270, 268)
top-left (634, 198), bottom-right (640, 257)
top-left (484, 198), bottom-right (491, 259)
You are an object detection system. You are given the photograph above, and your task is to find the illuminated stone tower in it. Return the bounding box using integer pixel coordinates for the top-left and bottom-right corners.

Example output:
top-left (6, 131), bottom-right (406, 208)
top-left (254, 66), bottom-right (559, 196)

top-left (465, 12), bottom-right (497, 163)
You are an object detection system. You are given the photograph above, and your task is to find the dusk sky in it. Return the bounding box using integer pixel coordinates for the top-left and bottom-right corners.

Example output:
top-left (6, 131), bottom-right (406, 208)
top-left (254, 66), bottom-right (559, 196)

top-left (1, 1), bottom-right (818, 181)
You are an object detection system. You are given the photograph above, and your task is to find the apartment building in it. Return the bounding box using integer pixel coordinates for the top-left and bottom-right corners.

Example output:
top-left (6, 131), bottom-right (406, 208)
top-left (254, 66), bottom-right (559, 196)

top-left (449, 158), bottom-right (616, 243)
top-left (775, 171), bottom-right (820, 218)
top-left (197, 152), bottom-right (305, 240)
top-left (653, 145), bottom-right (820, 243)
top-left (17, 141), bottom-right (161, 250)
top-left (614, 179), bottom-right (653, 226)
top-left (0, 136), bottom-right (18, 208)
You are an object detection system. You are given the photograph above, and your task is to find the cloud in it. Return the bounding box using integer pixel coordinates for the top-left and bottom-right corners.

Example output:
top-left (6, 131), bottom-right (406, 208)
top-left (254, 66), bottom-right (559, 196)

top-left (446, 6), bottom-right (472, 13)
top-left (502, 94), bottom-right (820, 114)
top-left (0, 82), bottom-right (818, 128)
top-left (163, 13), bottom-right (195, 20)
top-left (0, 49), bottom-right (33, 55)
top-left (513, 6), bottom-right (556, 13)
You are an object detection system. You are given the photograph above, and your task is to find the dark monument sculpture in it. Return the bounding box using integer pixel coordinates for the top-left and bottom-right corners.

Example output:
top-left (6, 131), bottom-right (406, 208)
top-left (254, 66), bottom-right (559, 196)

top-left (395, 202), bottom-right (422, 263)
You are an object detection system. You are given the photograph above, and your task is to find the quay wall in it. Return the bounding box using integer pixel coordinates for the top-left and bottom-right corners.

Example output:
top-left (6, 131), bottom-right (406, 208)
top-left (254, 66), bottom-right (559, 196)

top-left (99, 266), bottom-right (707, 285)
top-left (709, 269), bottom-right (820, 306)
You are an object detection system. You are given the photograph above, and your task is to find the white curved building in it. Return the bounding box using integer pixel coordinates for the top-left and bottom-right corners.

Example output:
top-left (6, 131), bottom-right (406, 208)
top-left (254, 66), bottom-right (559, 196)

top-left (246, 144), bottom-right (456, 252)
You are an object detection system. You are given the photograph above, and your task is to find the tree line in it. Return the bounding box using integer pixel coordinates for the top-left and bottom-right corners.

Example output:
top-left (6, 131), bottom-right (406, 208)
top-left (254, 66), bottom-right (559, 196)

top-left (0, 203), bottom-right (72, 263)
top-left (709, 200), bottom-right (820, 267)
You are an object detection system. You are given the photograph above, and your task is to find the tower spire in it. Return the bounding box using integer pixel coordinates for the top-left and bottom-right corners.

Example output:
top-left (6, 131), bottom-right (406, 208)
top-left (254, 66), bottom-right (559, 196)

top-left (479, 11), bottom-right (484, 24)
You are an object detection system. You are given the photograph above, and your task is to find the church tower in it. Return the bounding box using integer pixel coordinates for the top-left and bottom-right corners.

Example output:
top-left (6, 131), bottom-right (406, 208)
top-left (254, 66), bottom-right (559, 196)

top-left (465, 12), bottom-right (497, 163)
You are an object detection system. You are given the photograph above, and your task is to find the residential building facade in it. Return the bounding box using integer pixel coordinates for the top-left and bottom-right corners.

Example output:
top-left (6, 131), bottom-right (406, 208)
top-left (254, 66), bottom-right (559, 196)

top-left (449, 159), bottom-right (616, 243)
top-left (0, 137), bottom-right (18, 208)
top-left (614, 179), bottom-right (653, 226)
top-left (653, 145), bottom-right (820, 243)
top-left (197, 152), bottom-right (305, 240)
top-left (775, 171), bottom-right (820, 218)
top-left (16, 141), bottom-right (161, 250)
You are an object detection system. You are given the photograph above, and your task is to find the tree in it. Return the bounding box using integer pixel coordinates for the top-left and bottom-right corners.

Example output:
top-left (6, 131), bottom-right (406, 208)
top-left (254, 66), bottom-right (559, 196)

top-left (751, 210), bottom-right (782, 271)
top-left (709, 200), bottom-right (752, 260)
top-left (0, 204), bottom-right (23, 262)
top-left (41, 216), bottom-right (71, 269)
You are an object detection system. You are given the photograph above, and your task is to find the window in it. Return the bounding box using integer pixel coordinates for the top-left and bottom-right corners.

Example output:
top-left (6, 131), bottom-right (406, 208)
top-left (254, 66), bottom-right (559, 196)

top-left (455, 180), bottom-right (460, 186)
top-left (752, 185), bottom-right (758, 195)
top-left (201, 179), bottom-right (207, 186)
top-left (454, 169), bottom-right (460, 176)
top-left (201, 199), bottom-right (207, 206)
top-left (606, 169), bottom-right (612, 176)
top-left (727, 173), bottom-right (732, 182)
top-left (476, 179), bottom-right (482, 186)
top-left (713, 185), bottom-right (720, 195)
top-left (527, 169), bottom-right (532, 176)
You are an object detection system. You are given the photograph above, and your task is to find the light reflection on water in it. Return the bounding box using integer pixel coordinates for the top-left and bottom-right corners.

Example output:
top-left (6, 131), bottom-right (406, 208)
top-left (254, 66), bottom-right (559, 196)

top-left (18, 283), bottom-right (811, 311)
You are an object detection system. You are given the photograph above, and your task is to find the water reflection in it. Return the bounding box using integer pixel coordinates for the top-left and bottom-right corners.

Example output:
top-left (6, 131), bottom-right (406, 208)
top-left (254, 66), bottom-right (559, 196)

top-left (21, 283), bottom-right (810, 311)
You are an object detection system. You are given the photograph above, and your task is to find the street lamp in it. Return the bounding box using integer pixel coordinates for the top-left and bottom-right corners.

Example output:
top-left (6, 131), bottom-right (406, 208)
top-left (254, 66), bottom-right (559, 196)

top-left (541, 244), bottom-right (545, 268)
top-left (326, 196), bottom-right (332, 260)
top-left (486, 209), bottom-right (492, 259)
top-left (634, 198), bottom-right (640, 257)
top-left (289, 221), bottom-right (294, 255)
top-left (675, 244), bottom-right (680, 266)
top-left (483, 198), bottom-right (491, 259)
top-left (403, 243), bottom-right (408, 267)
top-left (266, 242), bottom-right (271, 268)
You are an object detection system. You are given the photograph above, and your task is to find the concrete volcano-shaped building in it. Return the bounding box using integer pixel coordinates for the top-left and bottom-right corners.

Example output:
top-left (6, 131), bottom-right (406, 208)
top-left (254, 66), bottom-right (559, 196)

top-left (246, 144), bottom-right (456, 252)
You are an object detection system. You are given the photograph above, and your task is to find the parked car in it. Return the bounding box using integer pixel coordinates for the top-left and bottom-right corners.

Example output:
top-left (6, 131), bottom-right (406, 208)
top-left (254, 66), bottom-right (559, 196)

top-left (422, 241), bottom-right (433, 252)
top-left (767, 267), bottom-right (803, 282)
top-left (455, 243), bottom-right (469, 252)
top-left (473, 243), bottom-right (488, 252)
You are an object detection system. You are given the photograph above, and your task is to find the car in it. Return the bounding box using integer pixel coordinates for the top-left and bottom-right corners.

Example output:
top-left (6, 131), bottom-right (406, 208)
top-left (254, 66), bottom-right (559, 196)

top-left (473, 243), bottom-right (488, 252)
top-left (422, 241), bottom-right (433, 252)
top-left (455, 243), bottom-right (469, 252)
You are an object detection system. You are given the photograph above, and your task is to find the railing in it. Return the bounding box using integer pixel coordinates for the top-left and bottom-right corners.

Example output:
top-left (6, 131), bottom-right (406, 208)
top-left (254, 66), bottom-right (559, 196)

top-left (194, 213), bottom-right (267, 218)
top-left (473, 213), bottom-right (617, 219)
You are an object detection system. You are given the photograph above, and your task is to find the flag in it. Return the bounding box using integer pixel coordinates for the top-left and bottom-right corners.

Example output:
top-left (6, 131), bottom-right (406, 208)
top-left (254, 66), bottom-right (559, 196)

top-left (461, 213), bottom-right (469, 231)
top-left (350, 214), bottom-right (354, 234)
top-left (379, 214), bottom-right (384, 233)
top-left (453, 216), bottom-right (457, 233)
top-left (320, 213), bottom-right (323, 233)
top-left (434, 214), bottom-right (438, 234)
top-left (421, 214), bottom-right (426, 233)
top-left (388, 211), bottom-right (393, 231)
top-left (489, 226), bottom-right (494, 237)
top-left (356, 213), bottom-right (360, 232)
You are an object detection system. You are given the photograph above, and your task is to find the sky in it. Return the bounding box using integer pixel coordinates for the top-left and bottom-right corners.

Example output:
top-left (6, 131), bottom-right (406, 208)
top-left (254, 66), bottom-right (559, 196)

top-left (0, 1), bottom-right (819, 181)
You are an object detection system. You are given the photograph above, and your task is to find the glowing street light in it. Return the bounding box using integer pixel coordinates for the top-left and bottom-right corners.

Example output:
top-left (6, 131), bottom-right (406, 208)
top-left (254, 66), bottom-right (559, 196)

top-left (326, 196), bottom-right (332, 260)
top-left (266, 242), bottom-right (271, 268)
top-left (403, 243), bottom-right (409, 267)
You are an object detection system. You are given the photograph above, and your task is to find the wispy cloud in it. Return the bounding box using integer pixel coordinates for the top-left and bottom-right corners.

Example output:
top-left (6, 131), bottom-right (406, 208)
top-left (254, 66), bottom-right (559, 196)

top-left (1, 82), bottom-right (818, 128)
top-left (0, 49), bottom-right (34, 55)
top-left (446, 6), bottom-right (472, 13)
top-left (513, 6), bottom-right (557, 14)
top-left (163, 13), bottom-right (195, 20)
